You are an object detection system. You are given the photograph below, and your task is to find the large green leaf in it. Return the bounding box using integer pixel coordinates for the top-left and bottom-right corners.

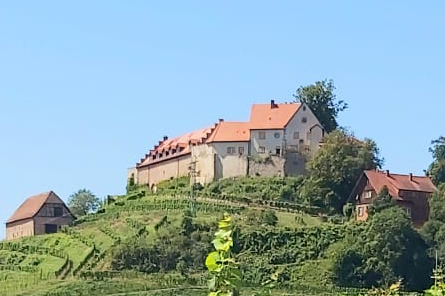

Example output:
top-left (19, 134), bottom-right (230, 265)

top-left (218, 214), bottom-right (232, 229)
top-left (205, 251), bottom-right (222, 272)
top-left (212, 237), bottom-right (233, 251)
top-left (215, 229), bottom-right (232, 239)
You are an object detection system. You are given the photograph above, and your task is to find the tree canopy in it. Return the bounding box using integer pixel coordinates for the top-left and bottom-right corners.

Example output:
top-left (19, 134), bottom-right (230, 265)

top-left (368, 186), bottom-right (395, 216)
top-left (293, 79), bottom-right (347, 133)
top-left (427, 136), bottom-right (445, 185)
top-left (332, 207), bottom-right (432, 291)
top-left (300, 129), bottom-right (383, 213)
top-left (67, 189), bottom-right (101, 217)
top-left (420, 184), bottom-right (445, 262)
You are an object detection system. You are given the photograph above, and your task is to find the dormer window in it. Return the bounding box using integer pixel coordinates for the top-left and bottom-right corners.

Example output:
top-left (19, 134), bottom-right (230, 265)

top-left (362, 191), bottom-right (372, 199)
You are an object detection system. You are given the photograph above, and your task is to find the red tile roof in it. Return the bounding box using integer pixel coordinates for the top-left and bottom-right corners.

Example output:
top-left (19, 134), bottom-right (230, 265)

top-left (207, 122), bottom-right (251, 143)
top-left (364, 170), bottom-right (437, 198)
top-left (136, 101), bottom-right (304, 167)
top-left (137, 125), bottom-right (215, 167)
top-left (7, 191), bottom-right (53, 224)
top-left (249, 103), bottom-right (301, 129)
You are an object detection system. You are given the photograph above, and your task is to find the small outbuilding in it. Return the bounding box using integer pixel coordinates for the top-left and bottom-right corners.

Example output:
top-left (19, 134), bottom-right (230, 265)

top-left (6, 191), bottom-right (75, 240)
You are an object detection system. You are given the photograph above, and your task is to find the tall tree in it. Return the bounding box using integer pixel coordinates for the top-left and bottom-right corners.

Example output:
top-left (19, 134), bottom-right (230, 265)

top-left (332, 207), bottom-right (432, 291)
top-left (300, 129), bottom-right (383, 213)
top-left (67, 189), bottom-right (100, 217)
top-left (293, 79), bottom-right (347, 133)
top-left (427, 136), bottom-right (445, 185)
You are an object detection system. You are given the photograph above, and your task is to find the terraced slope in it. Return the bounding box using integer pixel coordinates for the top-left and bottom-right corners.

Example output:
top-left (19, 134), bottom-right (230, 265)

top-left (0, 190), bottom-right (351, 296)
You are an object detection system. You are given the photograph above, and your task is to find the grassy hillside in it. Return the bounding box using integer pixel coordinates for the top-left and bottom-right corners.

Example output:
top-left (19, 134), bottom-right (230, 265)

top-left (0, 177), bottom-right (356, 296)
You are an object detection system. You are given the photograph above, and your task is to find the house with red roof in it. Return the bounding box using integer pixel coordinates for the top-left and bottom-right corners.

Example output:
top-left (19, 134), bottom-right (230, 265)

top-left (349, 170), bottom-right (437, 226)
top-left (6, 191), bottom-right (75, 240)
top-left (130, 100), bottom-right (324, 187)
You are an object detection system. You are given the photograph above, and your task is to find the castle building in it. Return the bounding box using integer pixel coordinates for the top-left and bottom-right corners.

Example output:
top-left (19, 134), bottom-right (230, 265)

top-left (128, 100), bottom-right (324, 188)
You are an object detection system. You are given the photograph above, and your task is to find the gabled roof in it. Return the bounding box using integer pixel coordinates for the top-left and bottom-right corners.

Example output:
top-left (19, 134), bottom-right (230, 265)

top-left (364, 170), bottom-right (437, 198)
top-left (137, 125), bottom-right (215, 167)
top-left (249, 102), bottom-right (301, 129)
top-left (207, 122), bottom-right (250, 143)
top-left (7, 191), bottom-right (59, 224)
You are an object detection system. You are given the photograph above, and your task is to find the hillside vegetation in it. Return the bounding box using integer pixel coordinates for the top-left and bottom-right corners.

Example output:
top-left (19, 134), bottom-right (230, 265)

top-left (0, 176), bottom-right (361, 296)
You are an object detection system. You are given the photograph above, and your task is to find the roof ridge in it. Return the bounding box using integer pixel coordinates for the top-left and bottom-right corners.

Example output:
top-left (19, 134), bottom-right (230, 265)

top-left (368, 170), bottom-right (428, 178)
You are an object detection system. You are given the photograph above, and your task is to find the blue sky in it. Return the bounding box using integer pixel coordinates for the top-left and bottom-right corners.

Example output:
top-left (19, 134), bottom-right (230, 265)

top-left (0, 1), bottom-right (444, 239)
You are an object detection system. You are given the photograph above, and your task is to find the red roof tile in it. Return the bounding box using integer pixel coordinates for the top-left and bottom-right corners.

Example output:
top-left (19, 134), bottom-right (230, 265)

top-left (365, 170), bottom-right (437, 198)
top-left (137, 125), bottom-right (215, 167)
top-left (7, 191), bottom-right (53, 223)
top-left (207, 122), bottom-right (251, 143)
top-left (249, 103), bottom-right (301, 129)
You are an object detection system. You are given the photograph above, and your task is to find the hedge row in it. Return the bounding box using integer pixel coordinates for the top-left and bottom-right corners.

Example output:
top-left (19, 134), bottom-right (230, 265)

top-left (0, 242), bottom-right (68, 259)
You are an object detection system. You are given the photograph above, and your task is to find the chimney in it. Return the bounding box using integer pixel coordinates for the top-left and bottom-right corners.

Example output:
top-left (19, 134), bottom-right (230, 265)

top-left (218, 118), bottom-right (224, 122)
top-left (386, 170), bottom-right (390, 177)
top-left (409, 173), bottom-right (413, 182)
top-left (270, 99), bottom-right (278, 109)
top-left (163, 136), bottom-right (168, 141)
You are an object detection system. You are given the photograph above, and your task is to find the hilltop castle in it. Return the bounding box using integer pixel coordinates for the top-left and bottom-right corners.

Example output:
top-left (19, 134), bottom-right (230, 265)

top-left (128, 100), bottom-right (324, 188)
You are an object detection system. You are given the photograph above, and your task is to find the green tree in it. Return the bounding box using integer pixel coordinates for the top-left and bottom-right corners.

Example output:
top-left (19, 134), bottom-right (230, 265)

top-left (293, 79), bottom-right (347, 133)
top-left (67, 189), bottom-right (100, 217)
top-left (332, 207), bottom-right (432, 291)
top-left (427, 136), bottom-right (445, 185)
top-left (368, 186), bottom-right (395, 216)
top-left (300, 129), bottom-right (383, 213)
top-left (429, 184), bottom-right (445, 222)
top-left (420, 184), bottom-right (445, 262)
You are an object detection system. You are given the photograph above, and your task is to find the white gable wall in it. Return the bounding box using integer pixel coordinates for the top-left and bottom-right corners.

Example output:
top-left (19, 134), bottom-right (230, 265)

top-left (284, 103), bottom-right (323, 154)
top-left (250, 129), bottom-right (285, 156)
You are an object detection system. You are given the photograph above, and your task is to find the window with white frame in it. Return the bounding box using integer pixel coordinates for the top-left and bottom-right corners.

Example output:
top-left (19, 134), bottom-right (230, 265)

top-left (293, 132), bottom-right (299, 139)
top-left (238, 147), bottom-right (245, 155)
top-left (258, 146), bottom-right (266, 154)
top-left (259, 131), bottom-right (266, 140)
top-left (227, 147), bottom-right (235, 154)
top-left (363, 191), bottom-right (372, 199)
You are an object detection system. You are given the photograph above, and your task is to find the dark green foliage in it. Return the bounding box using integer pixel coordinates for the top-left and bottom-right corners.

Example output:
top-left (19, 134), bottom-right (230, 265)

top-left (429, 184), bottom-right (445, 222)
top-left (111, 215), bottom-right (212, 275)
top-left (111, 236), bottom-right (177, 273)
top-left (300, 129), bottom-right (383, 213)
top-left (68, 189), bottom-right (101, 217)
top-left (342, 203), bottom-right (354, 219)
top-left (293, 79), bottom-right (347, 133)
top-left (331, 207), bottom-right (432, 291)
top-left (427, 136), bottom-right (445, 185)
top-left (367, 186), bottom-right (395, 216)
top-left (420, 184), bottom-right (445, 262)
top-left (202, 176), bottom-right (305, 202)
top-left (329, 240), bottom-right (364, 287)
top-left (260, 210), bottom-right (278, 226)
top-left (181, 210), bottom-right (194, 236)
